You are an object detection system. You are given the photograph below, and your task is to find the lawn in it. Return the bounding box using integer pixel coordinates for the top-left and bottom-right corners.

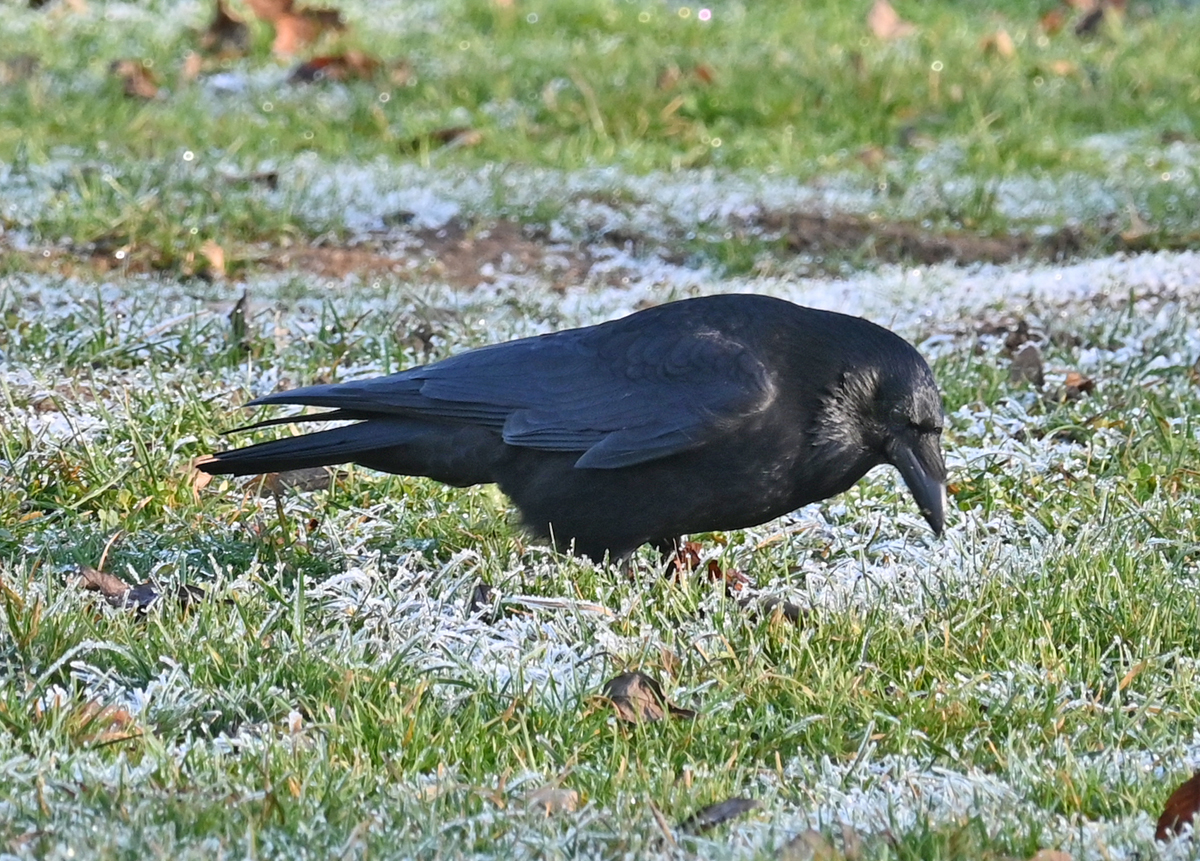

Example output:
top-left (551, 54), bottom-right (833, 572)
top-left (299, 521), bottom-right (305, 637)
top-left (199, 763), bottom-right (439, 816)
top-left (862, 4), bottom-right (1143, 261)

top-left (2, 1), bottom-right (1200, 859)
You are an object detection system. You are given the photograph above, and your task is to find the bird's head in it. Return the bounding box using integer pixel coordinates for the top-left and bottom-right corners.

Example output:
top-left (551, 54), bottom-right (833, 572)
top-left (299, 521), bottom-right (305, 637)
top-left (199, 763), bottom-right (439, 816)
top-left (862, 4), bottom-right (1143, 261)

top-left (813, 348), bottom-right (947, 535)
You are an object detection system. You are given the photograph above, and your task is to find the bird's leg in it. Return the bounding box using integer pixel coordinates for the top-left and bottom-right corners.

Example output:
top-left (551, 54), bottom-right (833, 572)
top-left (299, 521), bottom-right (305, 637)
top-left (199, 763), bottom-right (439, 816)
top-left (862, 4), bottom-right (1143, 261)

top-left (654, 536), bottom-right (687, 578)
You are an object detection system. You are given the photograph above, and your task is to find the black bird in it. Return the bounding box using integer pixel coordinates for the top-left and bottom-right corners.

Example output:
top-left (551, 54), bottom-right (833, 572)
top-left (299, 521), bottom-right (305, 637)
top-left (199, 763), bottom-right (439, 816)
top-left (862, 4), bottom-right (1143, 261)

top-left (197, 294), bottom-right (946, 560)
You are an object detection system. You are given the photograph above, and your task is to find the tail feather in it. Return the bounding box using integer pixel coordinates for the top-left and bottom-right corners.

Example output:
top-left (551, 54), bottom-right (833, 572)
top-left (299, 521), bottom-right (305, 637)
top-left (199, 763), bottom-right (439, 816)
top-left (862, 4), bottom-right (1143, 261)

top-left (197, 420), bottom-right (427, 476)
top-left (198, 418), bottom-right (506, 487)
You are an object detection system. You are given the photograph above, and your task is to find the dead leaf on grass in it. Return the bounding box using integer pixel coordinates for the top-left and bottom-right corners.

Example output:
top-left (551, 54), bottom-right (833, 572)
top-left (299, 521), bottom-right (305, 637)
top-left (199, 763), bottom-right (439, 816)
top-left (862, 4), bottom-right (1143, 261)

top-left (244, 0), bottom-right (292, 21)
top-left (601, 671), bottom-right (695, 723)
top-left (1040, 8), bottom-right (1068, 35)
top-left (779, 829), bottom-right (838, 861)
top-left (1063, 371), bottom-right (1096, 400)
top-left (981, 29), bottom-right (1016, 59)
top-left (1027, 850), bottom-right (1073, 861)
top-left (1009, 342), bottom-right (1045, 388)
top-left (77, 565), bottom-right (204, 614)
top-left (1157, 771), bottom-right (1200, 840)
top-left (867, 0), bottom-right (916, 40)
top-left (402, 127), bottom-right (484, 153)
top-left (526, 785), bottom-right (579, 815)
top-left (200, 239), bottom-right (226, 279)
top-left (110, 60), bottom-right (159, 99)
top-left (272, 8), bottom-right (345, 56)
top-left (678, 796), bottom-right (759, 834)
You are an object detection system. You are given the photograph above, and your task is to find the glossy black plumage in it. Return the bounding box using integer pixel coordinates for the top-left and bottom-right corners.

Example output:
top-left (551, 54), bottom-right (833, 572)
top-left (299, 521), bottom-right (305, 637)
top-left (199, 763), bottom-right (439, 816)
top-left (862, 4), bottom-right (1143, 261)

top-left (197, 294), bottom-right (947, 560)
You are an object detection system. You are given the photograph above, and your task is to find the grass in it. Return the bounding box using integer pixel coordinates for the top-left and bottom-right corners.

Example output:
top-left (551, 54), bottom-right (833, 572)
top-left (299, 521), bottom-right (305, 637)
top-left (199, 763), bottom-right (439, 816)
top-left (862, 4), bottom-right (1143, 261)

top-left (2, 0), bottom-right (1200, 272)
top-left (3, 0), bottom-right (1200, 858)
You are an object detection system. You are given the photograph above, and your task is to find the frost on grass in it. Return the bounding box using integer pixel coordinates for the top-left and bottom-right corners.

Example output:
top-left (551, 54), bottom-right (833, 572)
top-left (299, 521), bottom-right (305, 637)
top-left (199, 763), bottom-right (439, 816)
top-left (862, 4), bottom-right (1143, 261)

top-left (3, 250), bottom-right (1200, 858)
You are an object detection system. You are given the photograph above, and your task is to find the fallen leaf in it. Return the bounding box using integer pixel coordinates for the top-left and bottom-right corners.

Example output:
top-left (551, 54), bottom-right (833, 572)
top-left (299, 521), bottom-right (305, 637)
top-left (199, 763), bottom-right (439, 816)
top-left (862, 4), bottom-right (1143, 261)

top-left (77, 565), bottom-right (204, 613)
top-left (1040, 8), bottom-right (1068, 34)
top-left (1157, 771), bottom-right (1200, 840)
top-left (290, 50), bottom-right (380, 83)
top-left (1063, 371), bottom-right (1095, 400)
top-left (77, 565), bottom-right (132, 602)
top-left (981, 29), bottom-right (1016, 59)
top-left (526, 785), bottom-right (579, 815)
top-left (245, 0), bottom-right (292, 21)
top-left (867, 0), bottom-right (916, 40)
top-left (200, 0), bottom-right (249, 56)
top-left (109, 60), bottom-right (159, 99)
top-left (402, 127), bottom-right (484, 153)
top-left (1010, 342), bottom-right (1045, 387)
top-left (200, 240), bottom-right (226, 279)
top-left (75, 700), bottom-right (138, 744)
top-left (1028, 850), bottom-right (1073, 861)
top-left (181, 51), bottom-right (204, 82)
top-left (272, 7), bottom-right (344, 56)
top-left (840, 823), bottom-right (864, 861)
top-left (857, 145), bottom-right (887, 170)
top-left (780, 829), bottom-right (838, 861)
top-left (678, 796), bottom-right (759, 834)
top-left (602, 671), bottom-right (695, 723)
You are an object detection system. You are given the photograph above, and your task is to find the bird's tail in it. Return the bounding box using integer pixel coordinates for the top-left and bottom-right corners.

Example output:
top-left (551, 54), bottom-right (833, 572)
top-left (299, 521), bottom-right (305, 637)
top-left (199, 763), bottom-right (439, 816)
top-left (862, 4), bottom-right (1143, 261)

top-left (196, 416), bottom-right (503, 488)
top-left (196, 420), bottom-right (427, 476)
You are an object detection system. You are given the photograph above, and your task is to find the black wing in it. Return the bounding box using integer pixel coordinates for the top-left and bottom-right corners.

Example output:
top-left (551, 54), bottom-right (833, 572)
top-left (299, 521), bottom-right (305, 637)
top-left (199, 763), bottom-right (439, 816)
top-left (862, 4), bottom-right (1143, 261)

top-left (251, 308), bottom-right (779, 469)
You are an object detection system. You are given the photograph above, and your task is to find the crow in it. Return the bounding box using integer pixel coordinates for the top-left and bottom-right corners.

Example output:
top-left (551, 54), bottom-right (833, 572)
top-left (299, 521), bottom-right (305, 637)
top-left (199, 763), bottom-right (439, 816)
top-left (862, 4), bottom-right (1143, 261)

top-left (197, 294), bottom-right (947, 561)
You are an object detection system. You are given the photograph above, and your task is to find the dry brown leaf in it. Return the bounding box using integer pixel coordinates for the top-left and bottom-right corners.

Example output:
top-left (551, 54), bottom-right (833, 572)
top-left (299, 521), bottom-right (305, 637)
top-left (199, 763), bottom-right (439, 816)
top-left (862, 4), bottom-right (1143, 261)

top-left (191, 461), bottom-right (214, 499)
top-left (272, 7), bottom-right (344, 56)
top-left (840, 823), bottom-right (864, 861)
top-left (602, 671), bottom-right (695, 723)
top-left (1028, 850), bottom-right (1073, 861)
top-left (526, 786), bottom-right (579, 815)
top-left (867, 0), bottom-right (916, 40)
top-left (245, 0), bottom-right (293, 21)
top-left (200, 240), bottom-right (226, 279)
top-left (200, 0), bottom-right (249, 55)
top-left (75, 701), bottom-right (138, 744)
top-left (678, 796), bottom-right (759, 834)
top-left (1040, 8), bottom-right (1068, 34)
top-left (181, 51), bottom-right (205, 82)
top-left (78, 565), bottom-right (131, 602)
top-left (109, 60), bottom-right (159, 99)
top-left (77, 564), bottom-right (203, 613)
top-left (403, 127), bottom-right (484, 153)
top-left (857, 145), bottom-right (887, 170)
top-left (779, 829), bottom-right (838, 861)
top-left (981, 29), bottom-right (1016, 59)
top-left (1010, 342), bottom-right (1045, 387)
top-left (1157, 771), bottom-right (1200, 840)
top-left (1063, 371), bottom-right (1095, 400)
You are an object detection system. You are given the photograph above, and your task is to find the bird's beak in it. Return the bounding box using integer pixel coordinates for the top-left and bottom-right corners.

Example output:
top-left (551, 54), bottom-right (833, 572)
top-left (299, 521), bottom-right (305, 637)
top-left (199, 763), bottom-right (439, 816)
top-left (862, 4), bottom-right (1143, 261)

top-left (888, 435), bottom-right (947, 536)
